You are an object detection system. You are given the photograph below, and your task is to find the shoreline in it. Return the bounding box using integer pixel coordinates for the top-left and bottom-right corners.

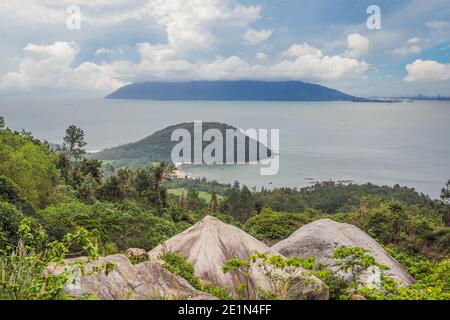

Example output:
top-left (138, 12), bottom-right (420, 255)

top-left (174, 162), bottom-right (192, 179)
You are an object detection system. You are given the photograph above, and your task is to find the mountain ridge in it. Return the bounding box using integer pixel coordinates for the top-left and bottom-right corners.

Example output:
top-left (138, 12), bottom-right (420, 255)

top-left (106, 80), bottom-right (374, 102)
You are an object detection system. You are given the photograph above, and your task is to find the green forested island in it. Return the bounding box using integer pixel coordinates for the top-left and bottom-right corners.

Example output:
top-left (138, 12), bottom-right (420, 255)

top-left (89, 122), bottom-right (271, 168)
top-left (0, 116), bottom-right (449, 300)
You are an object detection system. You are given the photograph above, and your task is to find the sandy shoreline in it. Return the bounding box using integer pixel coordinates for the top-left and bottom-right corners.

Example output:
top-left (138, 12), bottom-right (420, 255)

top-left (174, 162), bottom-right (192, 179)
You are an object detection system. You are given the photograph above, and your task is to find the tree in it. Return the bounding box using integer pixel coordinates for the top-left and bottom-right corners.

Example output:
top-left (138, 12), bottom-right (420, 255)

top-left (56, 153), bottom-right (71, 183)
top-left (239, 186), bottom-right (254, 222)
top-left (0, 129), bottom-right (61, 208)
top-left (332, 247), bottom-right (387, 291)
top-left (179, 192), bottom-right (185, 209)
top-left (210, 192), bottom-right (218, 213)
top-left (0, 117), bottom-right (5, 129)
top-left (151, 162), bottom-right (174, 193)
top-left (134, 162), bottom-right (174, 208)
top-left (441, 179), bottom-right (450, 226)
top-left (79, 159), bottom-right (103, 184)
top-left (0, 201), bottom-right (23, 249)
top-left (186, 189), bottom-right (200, 211)
top-left (223, 252), bottom-right (321, 300)
top-left (97, 176), bottom-right (124, 201)
top-left (222, 181), bottom-right (241, 217)
top-left (63, 125), bottom-right (87, 162)
top-left (78, 174), bottom-right (97, 205)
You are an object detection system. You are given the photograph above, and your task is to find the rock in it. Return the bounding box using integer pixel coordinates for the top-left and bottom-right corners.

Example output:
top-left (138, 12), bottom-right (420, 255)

top-left (349, 294), bottom-right (367, 300)
top-left (272, 219), bottom-right (415, 286)
top-left (148, 216), bottom-right (328, 299)
top-left (126, 248), bottom-right (148, 260)
top-left (51, 254), bottom-right (216, 300)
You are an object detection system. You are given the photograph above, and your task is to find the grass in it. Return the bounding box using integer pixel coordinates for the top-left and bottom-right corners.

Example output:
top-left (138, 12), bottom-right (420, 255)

top-left (167, 188), bottom-right (223, 202)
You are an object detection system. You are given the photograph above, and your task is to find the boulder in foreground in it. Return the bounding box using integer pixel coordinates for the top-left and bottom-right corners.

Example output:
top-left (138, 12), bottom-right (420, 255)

top-left (272, 219), bottom-right (415, 286)
top-left (148, 216), bottom-right (328, 299)
top-left (51, 254), bottom-right (216, 300)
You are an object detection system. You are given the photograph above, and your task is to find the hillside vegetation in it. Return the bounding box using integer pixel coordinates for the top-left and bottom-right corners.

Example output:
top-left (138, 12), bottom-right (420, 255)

top-left (89, 122), bottom-right (271, 168)
top-left (0, 116), bottom-right (448, 300)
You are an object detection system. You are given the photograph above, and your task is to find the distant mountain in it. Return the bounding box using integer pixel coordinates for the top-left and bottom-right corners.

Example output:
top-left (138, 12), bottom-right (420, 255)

top-left (89, 122), bottom-right (271, 168)
top-left (106, 80), bottom-right (373, 102)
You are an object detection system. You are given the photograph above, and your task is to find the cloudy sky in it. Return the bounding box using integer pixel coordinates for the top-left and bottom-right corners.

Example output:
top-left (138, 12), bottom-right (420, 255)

top-left (0, 0), bottom-right (449, 97)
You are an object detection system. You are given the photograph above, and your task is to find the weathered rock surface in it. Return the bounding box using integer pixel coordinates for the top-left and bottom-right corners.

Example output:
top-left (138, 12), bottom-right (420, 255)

top-left (272, 219), bottom-right (415, 286)
top-left (126, 248), bottom-right (149, 260)
top-left (51, 254), bottom-right (216, 300)
top-left (148, 216), bottom-right (328, 299)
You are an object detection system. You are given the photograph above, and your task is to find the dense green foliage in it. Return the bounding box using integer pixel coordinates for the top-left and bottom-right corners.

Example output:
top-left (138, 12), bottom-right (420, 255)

top-left (244, 196), bottom-right (449, 259)
top-left (354, 247), bottom-right (450, 300)
top-left (0, 129), bottom-right (61, 208)
top-left (253, 181), bottom-right (436, 214)
top-left (244, 208), bottom-right (309, 243)
top-left (0, 218), bottom-right (98, 300)
top-left (37, 201), bottom-right (189, 253)
top-left (0, 118), bottom-right (448, 300)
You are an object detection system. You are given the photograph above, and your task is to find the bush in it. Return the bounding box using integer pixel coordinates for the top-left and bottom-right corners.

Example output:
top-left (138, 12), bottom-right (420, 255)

top-left (37, 200), bottom-right (189, 252)
top-left (244, 208), bottom-right (309, 242)
top-left (0, 176), bottom-right (34, 215)
top-left (0, 130), bottom-right (61, 208)
top-left (0, 201), bottom-right (23, 250)
top-left (160, 252), bottom-right (231, 300)
top-left (0, 219), bottom-right (98, 300)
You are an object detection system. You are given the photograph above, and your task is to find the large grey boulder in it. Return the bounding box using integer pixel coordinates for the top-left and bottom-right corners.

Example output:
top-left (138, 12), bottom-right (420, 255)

top-left (51, 254), bottom-right (216, 300)
top-left (148, 216), bottom-right (328, 299)
top-left (273, 219), bottom-right (415, 286)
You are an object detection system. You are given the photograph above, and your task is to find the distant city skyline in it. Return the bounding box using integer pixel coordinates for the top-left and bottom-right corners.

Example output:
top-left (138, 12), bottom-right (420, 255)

top-left (0, 0), bottom-right (449, 97)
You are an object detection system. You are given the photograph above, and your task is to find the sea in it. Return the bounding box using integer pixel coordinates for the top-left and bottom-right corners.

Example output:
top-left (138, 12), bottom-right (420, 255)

top-left (1, 96), bottom-right (449, 198)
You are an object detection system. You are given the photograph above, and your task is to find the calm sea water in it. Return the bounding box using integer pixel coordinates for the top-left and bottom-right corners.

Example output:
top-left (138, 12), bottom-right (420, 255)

top-left (1, 96), bottom-right (449, 198)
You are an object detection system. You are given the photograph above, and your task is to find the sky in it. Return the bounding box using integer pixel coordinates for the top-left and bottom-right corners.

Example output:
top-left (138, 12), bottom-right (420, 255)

top-left (0, 0), bottom-right (449, 97)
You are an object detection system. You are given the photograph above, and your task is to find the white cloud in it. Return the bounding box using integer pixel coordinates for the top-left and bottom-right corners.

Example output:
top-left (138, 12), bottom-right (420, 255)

top-left (0, 0), bottom-right (147, 27)
top-left (344, 33), bottom-right (370, 58)
top-left (283, 43), bottom-right (323, 58)
top-left (96, 47), bottom-right (125, 56)
top-left (243, 28), bottom-right (272, 45)
top-left (0, 0), bottom-right (261, 48)
top-left (256, 52), bottom-right (267, 60)
top-left (392, 45), bottom-right (422, 56)
top-left (404, 59), bottom-right (450, 82)
top-left (1, 39), bottom-right (370, 92)
top-left (147, 0), bottom-right (261, 51)
top-left (279, 42), bottom-right (369, 81)
top-left (407, 37), bottom-right (422, 45)
top-left (426, 20), bottom-right (450, 40)
top-left (1, 42), bottom-right (125, 92)
top-left (426, 20), bottom-right (450, 31)
top-left (131, 42), bottom-right (369, 82)
top-left (391, 37), bottom-right (423, 56)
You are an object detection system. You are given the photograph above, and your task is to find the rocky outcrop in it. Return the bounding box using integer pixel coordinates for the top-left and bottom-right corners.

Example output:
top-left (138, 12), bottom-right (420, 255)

top-left (126, 248), bottom-right (149, 260)
top-left (148, 216), bottom-right (328, 299)
top-left (51, 254), bottom-right (216, 300)
top-left (272, 219), bottom-right (415, 286)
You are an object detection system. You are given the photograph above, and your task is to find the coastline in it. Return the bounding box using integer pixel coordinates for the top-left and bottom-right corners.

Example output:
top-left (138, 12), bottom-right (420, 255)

top-left (174, 162), bottom-right (192, 179)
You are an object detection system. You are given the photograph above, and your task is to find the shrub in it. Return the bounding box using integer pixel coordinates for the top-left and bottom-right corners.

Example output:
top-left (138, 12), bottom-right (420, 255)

top-left (160, 252), bottom-right (231, 300)
top-left (0, 219), bottom-right (98, 300)
top-left (0, 201), bottom-right (23, 250)
top-left (244, 208), bottom-right (309, 242)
